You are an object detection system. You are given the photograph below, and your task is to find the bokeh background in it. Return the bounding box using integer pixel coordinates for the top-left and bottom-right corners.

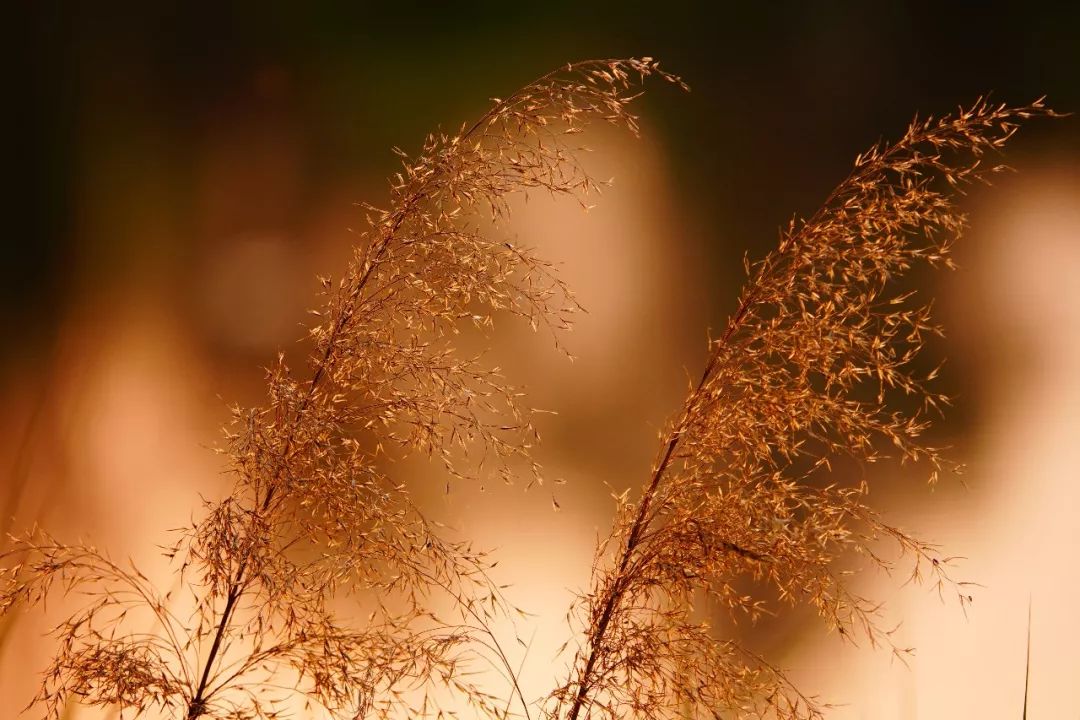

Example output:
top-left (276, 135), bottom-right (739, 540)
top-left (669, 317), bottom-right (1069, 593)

top-left (7, 3), bottom-right (1080, 718)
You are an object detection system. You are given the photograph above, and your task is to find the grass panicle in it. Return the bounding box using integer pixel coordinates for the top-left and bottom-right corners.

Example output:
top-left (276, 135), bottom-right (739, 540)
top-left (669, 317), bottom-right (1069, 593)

top-left (0, 59), bottom-right (1058, 720)
top-left (1, 58), bottom-right (683, 720)
top-left (548, 97), bottom-right (1057, 720)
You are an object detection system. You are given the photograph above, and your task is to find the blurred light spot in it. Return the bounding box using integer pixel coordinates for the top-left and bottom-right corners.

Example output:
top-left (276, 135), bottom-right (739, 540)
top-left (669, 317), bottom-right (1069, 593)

top-left (198, 234), bottom-right (303, 351)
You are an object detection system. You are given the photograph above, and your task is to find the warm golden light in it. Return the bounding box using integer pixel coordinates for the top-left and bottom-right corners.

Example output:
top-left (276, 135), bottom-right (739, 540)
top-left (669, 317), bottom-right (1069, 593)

top-left (5, 22), bottom-right (1078, 717)
top-left (785, 168), bottom-right (1080, 718)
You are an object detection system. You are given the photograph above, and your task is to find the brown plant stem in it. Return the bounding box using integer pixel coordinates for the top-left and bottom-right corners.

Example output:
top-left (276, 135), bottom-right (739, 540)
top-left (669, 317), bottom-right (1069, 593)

top-left (183, 60), bottom-right (608, 715)
top-left (564, 298), bottom-right (751, 720)
top-left (560, 110), bottom-right (1005, 715)
top-left (185, 206), bottom-right (410, 717)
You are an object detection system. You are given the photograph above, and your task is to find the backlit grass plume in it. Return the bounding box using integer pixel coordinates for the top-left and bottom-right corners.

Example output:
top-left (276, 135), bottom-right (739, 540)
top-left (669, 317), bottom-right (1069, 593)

top-left (0, 57), bottom-right (1057, 720)
top-left (548, 97), bottom-right (1056, 720)
top-left (0, 58), bottom-right (683, 720)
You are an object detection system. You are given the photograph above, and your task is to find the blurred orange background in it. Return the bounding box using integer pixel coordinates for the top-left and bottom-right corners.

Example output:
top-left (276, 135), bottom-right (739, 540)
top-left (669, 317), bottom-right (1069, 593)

top-left (6, 4), bottom-right (1079, 718)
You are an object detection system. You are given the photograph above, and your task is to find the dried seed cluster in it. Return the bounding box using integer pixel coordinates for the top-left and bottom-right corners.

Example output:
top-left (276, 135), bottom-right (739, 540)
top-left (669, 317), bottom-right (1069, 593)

top-left (0, 60), bottom-right (1055, 720)
top-left (0, 59), bottom-right (682, 720)
top-left (549, 98), bottom-right (1056, 720)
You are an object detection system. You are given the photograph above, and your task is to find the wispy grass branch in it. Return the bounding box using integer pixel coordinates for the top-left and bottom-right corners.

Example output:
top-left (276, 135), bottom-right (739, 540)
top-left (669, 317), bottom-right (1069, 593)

top-left (550, 96), bottom-right (1058, 720)
top-left (1, 58), bottom-right (684, 720)
top-left (0, 59), bottom-right (1060, 720)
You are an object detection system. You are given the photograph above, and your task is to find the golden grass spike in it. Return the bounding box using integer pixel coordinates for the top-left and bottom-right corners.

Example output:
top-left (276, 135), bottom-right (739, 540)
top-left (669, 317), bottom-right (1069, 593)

top-left (551, 97), bottom-right (1059, 720)
top-left (0, 58), bottom-right (683, 720)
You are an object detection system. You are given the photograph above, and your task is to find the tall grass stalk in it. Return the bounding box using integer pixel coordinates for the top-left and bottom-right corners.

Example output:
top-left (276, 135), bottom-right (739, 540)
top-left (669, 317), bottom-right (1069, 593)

top-left (0, 58), bottom-right (1057, 719)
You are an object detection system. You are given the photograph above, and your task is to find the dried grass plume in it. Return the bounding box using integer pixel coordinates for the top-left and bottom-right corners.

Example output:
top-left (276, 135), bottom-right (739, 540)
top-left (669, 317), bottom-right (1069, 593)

top-left (0, 56), bottom-right (1059, 720)
top-left (548, 96), bottom-right (1058, 720)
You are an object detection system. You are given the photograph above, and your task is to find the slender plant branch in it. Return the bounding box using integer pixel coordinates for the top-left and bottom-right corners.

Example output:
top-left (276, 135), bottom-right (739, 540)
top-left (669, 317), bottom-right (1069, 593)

top-left (564, 294), bottom-right (752, 720)
top-left (185, 59), bottom-right (649, 717)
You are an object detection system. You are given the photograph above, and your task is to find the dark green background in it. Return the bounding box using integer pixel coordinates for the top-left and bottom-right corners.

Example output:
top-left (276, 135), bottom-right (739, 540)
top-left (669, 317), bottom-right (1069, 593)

top-left (12, 2), bottom-right (1080, 355)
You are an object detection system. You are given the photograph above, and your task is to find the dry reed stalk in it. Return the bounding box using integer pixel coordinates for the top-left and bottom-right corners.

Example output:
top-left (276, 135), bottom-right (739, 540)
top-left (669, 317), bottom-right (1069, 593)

top-left (0, 59), bottom-right (684, 719)
top-left (547, 97), bottom-right (1058, 720)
